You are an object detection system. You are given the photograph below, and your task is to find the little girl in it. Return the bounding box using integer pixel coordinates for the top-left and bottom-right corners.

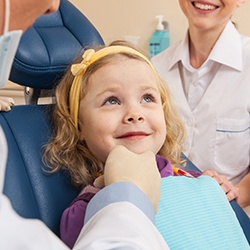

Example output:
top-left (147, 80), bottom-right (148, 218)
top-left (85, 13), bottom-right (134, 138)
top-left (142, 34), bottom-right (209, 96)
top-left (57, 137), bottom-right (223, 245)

top-left (43, 40), bottom-right (187, 248)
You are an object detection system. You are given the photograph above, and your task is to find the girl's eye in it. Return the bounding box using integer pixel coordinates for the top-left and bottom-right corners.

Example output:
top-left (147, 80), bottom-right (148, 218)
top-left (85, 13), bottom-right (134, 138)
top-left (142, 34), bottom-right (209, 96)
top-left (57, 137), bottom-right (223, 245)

top-left (104, 97), bottom-right (120, 105)
top-left (142, 94), bottom-right (155, 103)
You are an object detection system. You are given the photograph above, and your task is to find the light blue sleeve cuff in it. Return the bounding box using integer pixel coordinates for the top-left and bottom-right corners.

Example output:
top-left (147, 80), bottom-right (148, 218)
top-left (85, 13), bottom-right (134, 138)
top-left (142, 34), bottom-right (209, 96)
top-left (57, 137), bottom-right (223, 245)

top-left (84, 182), bottom-right (155, 224)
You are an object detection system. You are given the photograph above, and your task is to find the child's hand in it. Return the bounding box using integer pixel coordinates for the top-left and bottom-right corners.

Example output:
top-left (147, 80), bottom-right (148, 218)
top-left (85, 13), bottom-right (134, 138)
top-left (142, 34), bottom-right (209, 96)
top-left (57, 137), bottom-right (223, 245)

top-left (94, 145), bottom-right (161, 213)
top-left (203, 169), bottom-right (240, 201)
top-left (93, 175), bottom-right (105, 189)
top-left (0, 97), bottom-right (15, 112)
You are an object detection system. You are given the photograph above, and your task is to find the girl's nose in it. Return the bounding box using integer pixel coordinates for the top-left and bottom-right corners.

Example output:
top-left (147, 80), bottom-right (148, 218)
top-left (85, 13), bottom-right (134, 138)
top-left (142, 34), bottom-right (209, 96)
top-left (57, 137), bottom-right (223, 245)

top-left (124, 110), bottom-right (145, 123)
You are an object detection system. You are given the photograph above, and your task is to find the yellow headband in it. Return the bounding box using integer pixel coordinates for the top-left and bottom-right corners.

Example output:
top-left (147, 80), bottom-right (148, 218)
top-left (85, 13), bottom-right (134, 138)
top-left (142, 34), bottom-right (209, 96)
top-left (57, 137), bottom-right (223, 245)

top-left (69, 45), bottom-right (156, 129)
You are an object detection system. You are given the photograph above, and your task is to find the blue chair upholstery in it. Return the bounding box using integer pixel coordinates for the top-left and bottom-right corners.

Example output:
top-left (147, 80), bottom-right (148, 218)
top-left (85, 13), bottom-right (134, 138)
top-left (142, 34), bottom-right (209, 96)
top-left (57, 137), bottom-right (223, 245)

top-left (1, 105), bottom-right (78, 237)
top-left (9, 0), bottom-right (104, 103)
top-left (1, 0), bottom-right (104, 237)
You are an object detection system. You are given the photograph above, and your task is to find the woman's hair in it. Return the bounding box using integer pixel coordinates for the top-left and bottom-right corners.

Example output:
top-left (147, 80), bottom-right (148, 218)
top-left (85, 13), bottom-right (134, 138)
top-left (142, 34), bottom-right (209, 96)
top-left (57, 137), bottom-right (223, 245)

top-left (43, 40), bottom-right (185, 188)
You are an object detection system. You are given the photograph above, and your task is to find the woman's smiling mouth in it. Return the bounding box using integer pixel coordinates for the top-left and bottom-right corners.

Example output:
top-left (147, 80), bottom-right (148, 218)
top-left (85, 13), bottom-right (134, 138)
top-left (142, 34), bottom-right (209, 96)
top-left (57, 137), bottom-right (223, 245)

top-left (192, 1), bottom-right (218, 11)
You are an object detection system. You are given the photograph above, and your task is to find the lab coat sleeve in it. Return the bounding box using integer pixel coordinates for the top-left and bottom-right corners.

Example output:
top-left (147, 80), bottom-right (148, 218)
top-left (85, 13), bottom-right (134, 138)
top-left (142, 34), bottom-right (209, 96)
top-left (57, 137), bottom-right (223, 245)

top-left (84, 182), bottom-right (155, 224)
top-left (75, 202), bottom-right (169, 250)
top-left (0, 126), bottom-right (7, 193)
top-left (0, 193), bottom-right (169, 250)
top-left (0, 194), bottom-right (69, 250)
top-left (74, 182), bottom-right (169, 250)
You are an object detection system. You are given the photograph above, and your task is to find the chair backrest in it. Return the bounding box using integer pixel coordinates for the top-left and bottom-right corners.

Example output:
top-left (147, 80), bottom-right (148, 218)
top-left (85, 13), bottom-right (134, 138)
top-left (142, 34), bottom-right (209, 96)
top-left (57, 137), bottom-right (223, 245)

top-left (1, 105), bottom-right (78, 236)
top-left (1, 0), bottom-right (104, 236)
top-left (9, 0), bottom-right (104, 104)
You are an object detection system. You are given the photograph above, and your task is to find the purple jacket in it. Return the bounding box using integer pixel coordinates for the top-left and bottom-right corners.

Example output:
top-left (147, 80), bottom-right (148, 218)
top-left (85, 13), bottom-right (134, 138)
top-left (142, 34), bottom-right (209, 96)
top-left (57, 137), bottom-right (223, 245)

top-left (60, 155), bottom-right (173, 249)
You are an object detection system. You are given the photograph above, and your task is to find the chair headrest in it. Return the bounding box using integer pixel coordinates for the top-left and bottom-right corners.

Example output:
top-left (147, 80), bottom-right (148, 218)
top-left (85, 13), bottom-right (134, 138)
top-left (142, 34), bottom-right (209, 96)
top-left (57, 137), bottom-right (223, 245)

top-left (9, 0), bottom-right (104, 89)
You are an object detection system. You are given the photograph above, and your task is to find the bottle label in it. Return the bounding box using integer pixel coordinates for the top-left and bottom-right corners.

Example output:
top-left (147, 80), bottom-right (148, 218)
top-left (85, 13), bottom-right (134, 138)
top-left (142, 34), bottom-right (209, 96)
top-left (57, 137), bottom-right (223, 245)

top-left (149, 42), bottom-right (160, 58)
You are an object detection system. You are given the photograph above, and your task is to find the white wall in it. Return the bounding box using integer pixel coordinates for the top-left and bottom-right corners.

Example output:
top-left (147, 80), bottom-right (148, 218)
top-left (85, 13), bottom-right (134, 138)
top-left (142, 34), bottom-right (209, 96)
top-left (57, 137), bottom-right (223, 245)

top-left (70, 0), bottom-right (250, 53)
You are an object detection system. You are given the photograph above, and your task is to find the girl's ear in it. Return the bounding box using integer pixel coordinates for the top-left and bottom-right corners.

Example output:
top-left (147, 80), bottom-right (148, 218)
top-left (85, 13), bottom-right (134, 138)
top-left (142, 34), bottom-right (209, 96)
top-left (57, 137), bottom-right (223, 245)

top-left (79, 129), bottom-right (85, 141)
top-left (79, 131), bottom-right (84, 141)
top-left (78, 120), bottom-right (85, 141)
top-left (237, 0), bottom-right (246, 7)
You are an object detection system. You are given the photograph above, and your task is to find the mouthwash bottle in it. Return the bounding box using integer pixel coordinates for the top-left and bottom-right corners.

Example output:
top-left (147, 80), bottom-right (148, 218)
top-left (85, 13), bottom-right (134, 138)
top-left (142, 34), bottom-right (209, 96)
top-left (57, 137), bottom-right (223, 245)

top-left (148, 15), bottom-right (170, 59)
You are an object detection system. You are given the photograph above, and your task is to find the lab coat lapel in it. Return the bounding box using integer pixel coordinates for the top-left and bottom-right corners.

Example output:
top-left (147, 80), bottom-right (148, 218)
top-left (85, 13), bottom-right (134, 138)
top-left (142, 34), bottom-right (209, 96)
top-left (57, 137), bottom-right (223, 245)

top-left (191, 64), bottom-right (229, 114)
top-left (167, 64), bottom-right (193, 119)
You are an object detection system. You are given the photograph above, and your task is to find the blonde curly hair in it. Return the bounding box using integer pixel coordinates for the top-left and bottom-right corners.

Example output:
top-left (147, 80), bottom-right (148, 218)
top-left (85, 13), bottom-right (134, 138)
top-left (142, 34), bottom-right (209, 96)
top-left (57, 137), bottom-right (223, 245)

top-left (43, 40), bottom-right (186, 188)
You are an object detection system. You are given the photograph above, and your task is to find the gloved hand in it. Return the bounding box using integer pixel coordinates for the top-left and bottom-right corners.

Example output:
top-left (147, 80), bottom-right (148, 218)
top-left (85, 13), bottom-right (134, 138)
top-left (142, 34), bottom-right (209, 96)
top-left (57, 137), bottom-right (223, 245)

top-left (0, 97), bottom-right (14, 111)
top-left (94, 145), bottom-right (161, 213)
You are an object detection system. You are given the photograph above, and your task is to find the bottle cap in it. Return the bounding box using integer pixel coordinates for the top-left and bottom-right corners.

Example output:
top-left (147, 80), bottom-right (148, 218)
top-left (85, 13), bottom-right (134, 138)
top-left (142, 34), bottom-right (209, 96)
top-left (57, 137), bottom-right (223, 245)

top-left (156, 15), bottom-right (164, 31)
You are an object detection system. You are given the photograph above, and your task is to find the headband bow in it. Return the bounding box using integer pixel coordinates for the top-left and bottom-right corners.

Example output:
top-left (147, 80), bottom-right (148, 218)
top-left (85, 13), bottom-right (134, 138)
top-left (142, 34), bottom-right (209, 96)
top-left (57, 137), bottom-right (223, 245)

top-left (71, 49), bottom-right (96, 76)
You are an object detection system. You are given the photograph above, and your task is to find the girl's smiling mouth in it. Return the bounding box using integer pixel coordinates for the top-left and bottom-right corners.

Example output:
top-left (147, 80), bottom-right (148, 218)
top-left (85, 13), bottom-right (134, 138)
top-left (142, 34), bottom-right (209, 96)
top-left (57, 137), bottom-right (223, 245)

top-left (117, 131), bottom-right (150, 140)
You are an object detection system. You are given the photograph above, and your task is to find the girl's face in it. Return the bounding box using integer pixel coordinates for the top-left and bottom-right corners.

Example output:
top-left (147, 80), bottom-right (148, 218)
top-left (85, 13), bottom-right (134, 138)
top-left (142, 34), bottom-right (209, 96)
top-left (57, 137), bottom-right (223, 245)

top-left (178, 0), bottom-right (243, 31)
top-left (79, 56), bottom-right (166, 163)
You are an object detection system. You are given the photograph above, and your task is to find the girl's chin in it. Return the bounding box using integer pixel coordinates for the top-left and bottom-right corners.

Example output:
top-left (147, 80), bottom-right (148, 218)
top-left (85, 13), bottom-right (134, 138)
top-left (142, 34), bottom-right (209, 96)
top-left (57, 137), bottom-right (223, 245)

top-left (121, 145), bottom-right (157, 155)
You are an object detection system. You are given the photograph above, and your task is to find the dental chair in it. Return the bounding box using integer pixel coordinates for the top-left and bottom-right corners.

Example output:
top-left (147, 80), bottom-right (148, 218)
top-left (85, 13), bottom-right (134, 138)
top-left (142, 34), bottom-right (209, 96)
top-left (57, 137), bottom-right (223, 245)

top-left (0, 0), bottom-right (104, 237)
top-left (1, 0), bottom-right (250, 245)
top-left (9, 0), bottom-right (104, 105)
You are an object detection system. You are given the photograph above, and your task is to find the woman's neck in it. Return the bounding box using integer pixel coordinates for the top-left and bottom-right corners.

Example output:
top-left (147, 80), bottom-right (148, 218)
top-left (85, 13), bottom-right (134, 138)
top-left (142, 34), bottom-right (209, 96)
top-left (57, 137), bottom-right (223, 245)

top-left (188, 22), bottom-right (227, 69)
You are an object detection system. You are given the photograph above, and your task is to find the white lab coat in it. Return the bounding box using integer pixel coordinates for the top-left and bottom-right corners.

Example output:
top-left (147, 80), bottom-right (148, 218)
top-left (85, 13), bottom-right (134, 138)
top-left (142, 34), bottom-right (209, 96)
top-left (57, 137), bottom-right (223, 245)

top-left (0, 127), bottom-right (169, 250)
top-left (152, 21), bottom-right (250, 184)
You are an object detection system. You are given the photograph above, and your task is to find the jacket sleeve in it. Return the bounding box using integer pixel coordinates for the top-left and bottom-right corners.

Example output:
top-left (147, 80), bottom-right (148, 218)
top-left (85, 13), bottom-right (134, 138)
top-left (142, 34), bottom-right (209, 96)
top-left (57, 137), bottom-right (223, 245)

top-left (74, 182), bottom-right (169, 250)
top-left (0, 182), bottom-right (169, 250)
